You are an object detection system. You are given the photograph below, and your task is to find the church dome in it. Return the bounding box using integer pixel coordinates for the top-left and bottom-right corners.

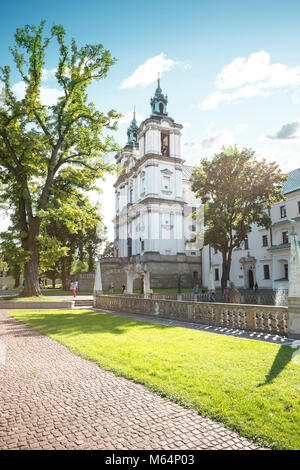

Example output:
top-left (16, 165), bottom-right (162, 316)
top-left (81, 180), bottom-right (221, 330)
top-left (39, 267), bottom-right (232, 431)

top-left (282, 168), bottom-right (300, 195)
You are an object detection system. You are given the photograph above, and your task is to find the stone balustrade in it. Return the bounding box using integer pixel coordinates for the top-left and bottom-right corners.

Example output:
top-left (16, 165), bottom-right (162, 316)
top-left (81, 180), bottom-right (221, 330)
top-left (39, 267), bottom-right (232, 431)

top-left (94, 293), bottom-right (288, 336)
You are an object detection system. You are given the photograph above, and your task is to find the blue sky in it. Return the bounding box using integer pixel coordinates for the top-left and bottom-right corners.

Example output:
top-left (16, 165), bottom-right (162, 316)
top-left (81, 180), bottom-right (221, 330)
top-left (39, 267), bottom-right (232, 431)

top-left (1, 0), bottom-right (300, 237)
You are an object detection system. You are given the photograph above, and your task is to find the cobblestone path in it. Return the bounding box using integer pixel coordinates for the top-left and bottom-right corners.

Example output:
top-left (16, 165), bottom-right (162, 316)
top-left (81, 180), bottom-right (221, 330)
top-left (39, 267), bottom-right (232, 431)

top-left (0, 310), bottom-right (261, 450)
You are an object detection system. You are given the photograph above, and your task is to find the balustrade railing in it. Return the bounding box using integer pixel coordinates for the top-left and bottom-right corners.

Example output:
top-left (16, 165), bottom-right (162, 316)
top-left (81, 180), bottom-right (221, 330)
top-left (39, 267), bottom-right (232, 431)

top-left (95, 293), bottom-right (288, 336)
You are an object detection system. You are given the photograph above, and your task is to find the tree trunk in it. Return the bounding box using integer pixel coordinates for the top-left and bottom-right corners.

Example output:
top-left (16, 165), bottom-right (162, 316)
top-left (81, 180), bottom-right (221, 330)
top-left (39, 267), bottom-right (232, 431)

top-left (22, 241), bottom-right (41, 296)
top-left (61, 257), bottom-right (68, 291)
top-left (88, 245), bottom-right (94, 272)
top-left (52, 278), bottom-right (56, 289)
top-left (14, 272), bottom-right (20, 288)
top-left (221, 250), bottom-right (232, 292)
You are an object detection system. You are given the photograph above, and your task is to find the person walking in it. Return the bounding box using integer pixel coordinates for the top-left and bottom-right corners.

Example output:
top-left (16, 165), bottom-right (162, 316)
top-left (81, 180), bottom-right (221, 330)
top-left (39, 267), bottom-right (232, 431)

top-left (121, 284), bottom-right (126, 294)
top-left (109, 282), bottom-right (114, 294)
top-left (70, 281), bottom-right (76, 298)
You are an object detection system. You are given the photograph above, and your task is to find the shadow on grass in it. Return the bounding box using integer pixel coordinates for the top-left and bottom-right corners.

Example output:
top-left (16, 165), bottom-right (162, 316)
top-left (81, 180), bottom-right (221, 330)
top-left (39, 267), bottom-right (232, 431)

top-left (258, 345), bottom-right (294, 386)
top-left (7, 310), bottom-right (170, 338)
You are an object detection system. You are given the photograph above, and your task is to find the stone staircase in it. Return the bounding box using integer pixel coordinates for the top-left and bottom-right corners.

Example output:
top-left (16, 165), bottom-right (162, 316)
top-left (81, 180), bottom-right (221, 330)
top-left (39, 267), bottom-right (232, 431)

top-left (74, 299), bottom-right (94, 307)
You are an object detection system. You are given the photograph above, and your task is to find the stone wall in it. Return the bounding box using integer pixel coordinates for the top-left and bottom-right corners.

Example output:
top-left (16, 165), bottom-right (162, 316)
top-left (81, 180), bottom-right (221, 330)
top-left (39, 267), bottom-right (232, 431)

top-left (94, 293), bottom-right (288, 337)
top-left (78, 253), bottom-right (202, 292)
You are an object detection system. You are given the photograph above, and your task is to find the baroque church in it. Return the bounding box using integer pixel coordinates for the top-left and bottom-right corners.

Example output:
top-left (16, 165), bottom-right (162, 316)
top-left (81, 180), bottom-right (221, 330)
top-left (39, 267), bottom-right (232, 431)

top-left (96, 78), bottom-right (203, 291)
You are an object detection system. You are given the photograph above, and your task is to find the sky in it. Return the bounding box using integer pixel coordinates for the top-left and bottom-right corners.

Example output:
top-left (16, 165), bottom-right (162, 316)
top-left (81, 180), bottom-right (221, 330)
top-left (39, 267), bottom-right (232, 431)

top-left (1, 0), bottom-right (300, 239)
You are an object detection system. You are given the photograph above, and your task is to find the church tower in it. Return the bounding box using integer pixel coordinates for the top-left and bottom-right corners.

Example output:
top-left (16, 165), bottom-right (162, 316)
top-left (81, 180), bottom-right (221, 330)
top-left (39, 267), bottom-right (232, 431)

top-left (112, 79), bottom-right (202, 288)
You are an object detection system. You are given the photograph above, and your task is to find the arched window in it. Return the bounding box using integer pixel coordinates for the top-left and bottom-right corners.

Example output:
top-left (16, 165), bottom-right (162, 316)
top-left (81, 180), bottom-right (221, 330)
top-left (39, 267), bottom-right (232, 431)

top-left (159, 102), bottom-right (164, 114)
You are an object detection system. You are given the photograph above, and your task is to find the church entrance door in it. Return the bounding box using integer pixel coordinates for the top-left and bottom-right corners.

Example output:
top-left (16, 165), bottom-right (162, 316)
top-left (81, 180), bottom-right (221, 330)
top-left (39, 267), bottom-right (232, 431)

top-left (248, 270), bottom-right (254, 289)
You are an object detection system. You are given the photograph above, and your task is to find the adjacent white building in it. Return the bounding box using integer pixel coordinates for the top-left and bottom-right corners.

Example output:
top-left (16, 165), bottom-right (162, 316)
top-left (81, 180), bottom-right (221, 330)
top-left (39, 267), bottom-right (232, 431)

top-left (202, 168), bottom-right (300, 291)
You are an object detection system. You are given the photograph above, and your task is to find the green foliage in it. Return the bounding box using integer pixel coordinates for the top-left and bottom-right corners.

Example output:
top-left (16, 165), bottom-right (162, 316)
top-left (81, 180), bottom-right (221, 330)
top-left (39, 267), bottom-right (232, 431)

top-left (102, 240), bottom-right (114, 258)
top-left (191, 147), bottom-right (287, 288)
top-left (0, 255), bottom-right (8, 274)
top-left (0, 21), bottom-right (121, 295)
top-left (0, 228), bottom-right (29, 283)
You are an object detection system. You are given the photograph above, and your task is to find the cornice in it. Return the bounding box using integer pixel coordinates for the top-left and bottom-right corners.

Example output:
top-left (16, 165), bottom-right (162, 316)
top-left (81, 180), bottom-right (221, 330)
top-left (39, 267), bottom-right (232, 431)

top-left (114, 153), bottom-right (185, 187)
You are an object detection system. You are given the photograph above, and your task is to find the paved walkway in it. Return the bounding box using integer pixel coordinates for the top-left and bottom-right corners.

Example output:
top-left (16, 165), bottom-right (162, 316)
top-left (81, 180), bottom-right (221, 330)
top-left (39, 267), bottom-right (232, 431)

top-left (0, 309), bottom-right (262, 450)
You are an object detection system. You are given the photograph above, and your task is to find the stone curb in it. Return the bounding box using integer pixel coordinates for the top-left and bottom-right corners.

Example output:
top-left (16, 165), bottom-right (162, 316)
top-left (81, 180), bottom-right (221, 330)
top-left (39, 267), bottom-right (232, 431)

top-left (0, 301), bottom-right (74, 309)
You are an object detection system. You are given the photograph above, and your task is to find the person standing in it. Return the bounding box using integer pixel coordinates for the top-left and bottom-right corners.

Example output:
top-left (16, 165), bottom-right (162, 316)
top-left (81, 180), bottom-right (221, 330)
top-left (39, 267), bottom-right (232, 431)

top-left (70, 281), bottom-right (76, 298)
top-left (121, 284), bottom-right (126, 294)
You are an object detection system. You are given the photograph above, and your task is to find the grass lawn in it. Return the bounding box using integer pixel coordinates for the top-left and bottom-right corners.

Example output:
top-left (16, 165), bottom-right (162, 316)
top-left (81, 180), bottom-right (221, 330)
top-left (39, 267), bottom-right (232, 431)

top-left (8, 309), bottom-right (300, 450)
top-left (42, 290), bottom-right (89, 296)
top-left (0, 295), bottom-right (62, 301)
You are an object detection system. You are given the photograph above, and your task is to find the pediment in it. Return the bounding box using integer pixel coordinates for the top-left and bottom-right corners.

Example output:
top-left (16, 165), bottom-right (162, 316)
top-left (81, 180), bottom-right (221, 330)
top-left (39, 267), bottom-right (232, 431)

top-left (161, 168), bottom-right (173, 175)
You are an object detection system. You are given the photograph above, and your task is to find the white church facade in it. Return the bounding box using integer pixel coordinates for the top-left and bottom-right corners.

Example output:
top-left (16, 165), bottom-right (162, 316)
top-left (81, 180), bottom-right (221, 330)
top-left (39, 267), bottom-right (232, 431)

top-left (111, 78), bottom-right (202, 289)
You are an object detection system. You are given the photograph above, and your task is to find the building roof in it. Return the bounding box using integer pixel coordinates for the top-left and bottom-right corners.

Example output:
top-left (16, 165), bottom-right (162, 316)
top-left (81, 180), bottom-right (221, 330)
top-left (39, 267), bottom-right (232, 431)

top-left (282, 168), bottom-right (300, 195)
top-left (182, 165), bottom-right (194, 180)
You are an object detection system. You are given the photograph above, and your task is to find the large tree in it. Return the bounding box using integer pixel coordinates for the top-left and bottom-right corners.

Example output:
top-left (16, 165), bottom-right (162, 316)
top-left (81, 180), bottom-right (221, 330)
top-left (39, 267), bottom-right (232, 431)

top-left (191, 147), bottom-right (287, 291)
top-left (0, 21), bottom-right (120, 296)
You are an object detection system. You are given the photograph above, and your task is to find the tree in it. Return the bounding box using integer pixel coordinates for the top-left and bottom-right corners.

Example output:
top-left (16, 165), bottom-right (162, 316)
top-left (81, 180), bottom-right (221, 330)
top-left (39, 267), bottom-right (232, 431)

top-left (102, 240), bottom-right (114, 258)
top-left (39, 191), bottom-right (103, 290)
top-left (0, 229), bottom-right (28, 287)
top-left (0, 21), bottom-right (120, 296)
top-left (191, 147), bottom-right (287, 290)
top-left (0, 256), bottom-right (8, 276)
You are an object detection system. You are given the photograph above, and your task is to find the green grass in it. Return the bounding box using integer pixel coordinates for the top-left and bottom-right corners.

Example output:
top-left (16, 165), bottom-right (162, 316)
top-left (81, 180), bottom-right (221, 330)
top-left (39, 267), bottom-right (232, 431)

top-left (8, 309), bottom-right (300, 450)
top-left (41, 291), bottom-right (88, 296)
top-left (0, 295), bottom-right (62, 301)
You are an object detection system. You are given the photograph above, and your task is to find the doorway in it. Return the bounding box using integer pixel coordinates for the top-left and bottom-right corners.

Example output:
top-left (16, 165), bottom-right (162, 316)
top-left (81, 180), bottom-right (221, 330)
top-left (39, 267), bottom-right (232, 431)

top-left (248, 270), bottom-right (254, 289)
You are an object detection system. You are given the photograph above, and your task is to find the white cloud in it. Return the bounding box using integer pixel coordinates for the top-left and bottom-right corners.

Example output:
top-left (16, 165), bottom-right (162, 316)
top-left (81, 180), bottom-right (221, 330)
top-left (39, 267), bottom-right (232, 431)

top-left (202, 50), bottom-right (300, 109)
top-left (120, 53), bottom-right (178, 89)
top-left (11, 81), bottom-right (63, 106)
top-left (184, 123), bottom-right (248, 155)
top-left (42, 68), bottom-right (57, 81)
top-left (119, 110), bottom-right (144, 124)
top-left (267, 120), bottom-right (300, 140)
top-left (11, 81), bottom-right (27, 100)
top-left (202, 84), bottom-right (270, 110)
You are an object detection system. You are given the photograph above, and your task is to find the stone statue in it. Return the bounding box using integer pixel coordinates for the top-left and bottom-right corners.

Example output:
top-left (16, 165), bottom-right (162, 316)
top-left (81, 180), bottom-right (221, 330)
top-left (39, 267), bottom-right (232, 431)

top-left (228, 282), bottom-right (241, 304)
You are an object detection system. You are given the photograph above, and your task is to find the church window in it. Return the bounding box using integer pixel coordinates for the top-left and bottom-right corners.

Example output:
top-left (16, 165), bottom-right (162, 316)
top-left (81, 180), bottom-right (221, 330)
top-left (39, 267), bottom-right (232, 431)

top-left (161, 133), bottom-right (169, 156)
top-left (284, 263), bottom-right (288, 279)
top-left (244, 236), bottom-right (249, 250)
top-left (264, 265), bottom-right (270, 280)
top-left (163, 175), bottom-right (170, 190)
top-left (141, 240), bottom-right (144, 251)
top-left (130, 189), bottom-right (133, 204)
top-left (282, 231), bottom-right (289, 244)
top-left (262, 235), bottom-right (268, 247)
top-left (159, 103), bottom-right (164, 114)
top-left (215, 269), bottom-right (219, 281)
top-left (280, 205), bottom-right (286, 218)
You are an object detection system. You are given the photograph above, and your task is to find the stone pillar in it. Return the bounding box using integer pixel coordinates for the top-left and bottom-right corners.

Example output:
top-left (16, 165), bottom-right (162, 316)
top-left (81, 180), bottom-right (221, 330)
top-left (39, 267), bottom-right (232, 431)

top-left (93, 260), bottom-right (102, 306)
top-left (126, 270), bottom-right (134, 294)
top-left (288, 220), bottom-right (300, 339)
